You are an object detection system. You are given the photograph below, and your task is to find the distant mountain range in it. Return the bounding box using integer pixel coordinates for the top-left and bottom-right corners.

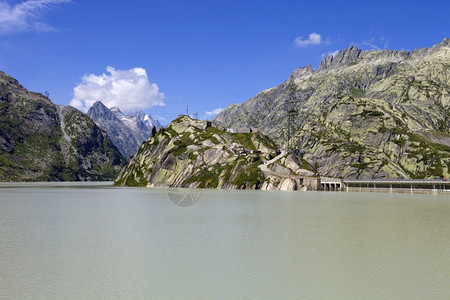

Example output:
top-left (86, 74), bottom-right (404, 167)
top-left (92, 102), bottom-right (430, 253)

top-left (214, 39), bottom-right (450, 179)
top-left (87, 101), bottom-right (162, 160)
top-left (0, 71), bottom-right (126, 181)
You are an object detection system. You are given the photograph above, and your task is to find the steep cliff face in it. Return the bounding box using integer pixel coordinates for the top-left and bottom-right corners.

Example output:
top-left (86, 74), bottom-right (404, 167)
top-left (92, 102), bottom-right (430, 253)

top-left (0, 71), bottom-right (126, 181)
top-left (214, 39), bottom-right (450, 179)
top-left (115, 116), bottom-right (314, 190)
top-left (87, 101), bottom-right (162, 160)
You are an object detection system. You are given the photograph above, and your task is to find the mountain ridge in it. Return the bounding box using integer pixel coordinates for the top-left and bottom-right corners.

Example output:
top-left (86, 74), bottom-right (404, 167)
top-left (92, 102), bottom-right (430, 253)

top-left (214, 38), bottom-right (450, 179)
top-left (0, 71), bottom-right (126, 181)
top-left (87, 101), bottom-right (162, 160)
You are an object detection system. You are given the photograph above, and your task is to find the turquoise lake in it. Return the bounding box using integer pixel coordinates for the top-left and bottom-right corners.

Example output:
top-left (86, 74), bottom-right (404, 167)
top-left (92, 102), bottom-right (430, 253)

top-left (1, 182), bottom-right (450, 299)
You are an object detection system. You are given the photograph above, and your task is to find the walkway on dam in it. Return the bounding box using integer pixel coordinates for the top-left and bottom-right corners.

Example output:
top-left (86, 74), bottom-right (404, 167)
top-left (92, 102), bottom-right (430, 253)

top-left (341, 179), bottom-right (450, 194)
top-left (314, 178), bottom-right (450, 194)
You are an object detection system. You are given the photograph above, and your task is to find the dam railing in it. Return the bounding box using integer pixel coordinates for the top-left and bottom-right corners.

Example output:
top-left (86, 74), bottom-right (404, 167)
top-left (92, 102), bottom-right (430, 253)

top-left (341, 179), bottom-right (450, 194)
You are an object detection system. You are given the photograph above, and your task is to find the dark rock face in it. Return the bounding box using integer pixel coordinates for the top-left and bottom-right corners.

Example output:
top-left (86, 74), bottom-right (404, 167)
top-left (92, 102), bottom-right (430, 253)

top-left (319, 46), bottom-right (362, 70)
top-left (86, 101), bottom-right (116, 121)
top-left (87, 101), bottom-right (139, 160)
top-left (0, 71), bottom-right (126, 181)
top-left (87, 101), bottom-right (162, 160)
top-left (214, 39), bottom-right (450, 179)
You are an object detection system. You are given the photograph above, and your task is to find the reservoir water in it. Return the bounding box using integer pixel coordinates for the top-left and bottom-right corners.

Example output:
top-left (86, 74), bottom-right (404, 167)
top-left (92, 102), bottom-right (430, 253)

top-left (1, 182), bottom-right (450, 299)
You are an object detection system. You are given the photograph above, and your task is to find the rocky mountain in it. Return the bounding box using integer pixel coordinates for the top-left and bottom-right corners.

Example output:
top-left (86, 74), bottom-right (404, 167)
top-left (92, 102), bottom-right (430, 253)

top-left (87, 101), bottom-right (162, 160)
top-left (0, 71), bottom-right (126, 181)
top-left (130, 110), bottom-right (163, 132)
top-left (214, 39), bottom-right (450, 179)
top-left (115, 116), bottom-right (315, 190)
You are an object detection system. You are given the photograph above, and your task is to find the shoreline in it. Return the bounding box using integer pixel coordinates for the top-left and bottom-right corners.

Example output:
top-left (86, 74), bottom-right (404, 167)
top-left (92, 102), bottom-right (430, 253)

top-left (1, 180), bottom-right (450, 196)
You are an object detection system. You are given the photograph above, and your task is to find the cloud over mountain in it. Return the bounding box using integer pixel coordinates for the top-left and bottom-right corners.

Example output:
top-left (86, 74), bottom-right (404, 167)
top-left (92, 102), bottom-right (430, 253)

top-left (70, 66), bottom-right (165, 112)
top-left (205, 108), bottom-right (224, 118)
top-left (294, 33), bottom-right (323, 47)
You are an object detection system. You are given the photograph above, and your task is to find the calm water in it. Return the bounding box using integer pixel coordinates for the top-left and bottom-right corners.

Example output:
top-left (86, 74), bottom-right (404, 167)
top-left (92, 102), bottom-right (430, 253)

top-left (1, 183), bottom-right (450, 299)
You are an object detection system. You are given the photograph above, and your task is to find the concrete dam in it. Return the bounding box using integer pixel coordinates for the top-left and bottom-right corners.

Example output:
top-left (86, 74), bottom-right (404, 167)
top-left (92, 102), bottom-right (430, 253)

top-left (317, 178), bottom-right (450, 195)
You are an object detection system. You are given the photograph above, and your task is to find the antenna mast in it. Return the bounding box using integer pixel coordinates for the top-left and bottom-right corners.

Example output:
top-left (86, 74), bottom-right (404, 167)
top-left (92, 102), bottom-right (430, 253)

top-left (286, 81), bottom-right (301, 152)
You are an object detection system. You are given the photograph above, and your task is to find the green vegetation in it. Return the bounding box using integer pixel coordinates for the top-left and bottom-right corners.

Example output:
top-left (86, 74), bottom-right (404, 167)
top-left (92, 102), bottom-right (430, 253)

top-left (299, 158), bottom-right (312, 171)
top-left (232, 164), bottom-right (265, 188)
top-left (115, 166), bottom-right (148, 187)
top-left (172, 145), bottom-right (187, 156)
top-left (231, 133), bottom-right (256, 151)
top-left (0, 155), bottom-right (18, 168)
top-left (351, 87), bottom-right (365, 98)
top-left (184, 166), bottom-right (221, 188)
top-left (350, 162), bottom-right (370, 170)
top-left (360, 109), bottom-right (383, 118)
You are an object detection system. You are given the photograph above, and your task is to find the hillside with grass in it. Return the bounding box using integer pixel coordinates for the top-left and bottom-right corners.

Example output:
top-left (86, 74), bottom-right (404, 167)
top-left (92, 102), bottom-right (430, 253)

top-left (115, 116), bottom-right (314, 190)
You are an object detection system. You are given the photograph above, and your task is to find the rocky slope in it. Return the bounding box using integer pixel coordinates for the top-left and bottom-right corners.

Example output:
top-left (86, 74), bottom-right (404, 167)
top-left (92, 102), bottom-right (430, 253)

top-left (87, 101), bottom-right (162, 160)
top-left (0, 71), bottom-right (126, 181)
top-left (214, 39), bottom-right (450, 179)
top-left (115, 116), bottom-right (315, 190)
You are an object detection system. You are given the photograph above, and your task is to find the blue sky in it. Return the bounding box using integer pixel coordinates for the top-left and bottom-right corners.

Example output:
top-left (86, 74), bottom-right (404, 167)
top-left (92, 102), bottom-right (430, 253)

top-left (1, 0), bottom-right (449, 124)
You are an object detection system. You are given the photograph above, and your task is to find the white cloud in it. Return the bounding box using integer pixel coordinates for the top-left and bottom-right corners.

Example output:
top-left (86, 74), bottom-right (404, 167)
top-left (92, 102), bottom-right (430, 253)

top-left (354, 37), bottom-right (391, 51)
top-left (321, 49), bottom-right (339, 58)
top-left (205, 108), bottom-right (224, 117)
top-left (328, 50), bottom-right (339, 57)
top-left (0, 0), bottom-right (70, 34)
top-left (294, 33), bottom-right (323, 47)
top-left (361, 39), bottom-right (380, 50)
top-left (70, 66), bottom-right (165, 112)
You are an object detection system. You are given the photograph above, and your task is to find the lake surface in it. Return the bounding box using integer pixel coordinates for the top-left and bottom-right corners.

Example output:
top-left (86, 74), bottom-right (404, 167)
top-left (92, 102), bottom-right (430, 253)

top-left (1, 183), bottom-right (450, 299)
